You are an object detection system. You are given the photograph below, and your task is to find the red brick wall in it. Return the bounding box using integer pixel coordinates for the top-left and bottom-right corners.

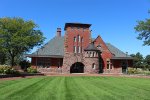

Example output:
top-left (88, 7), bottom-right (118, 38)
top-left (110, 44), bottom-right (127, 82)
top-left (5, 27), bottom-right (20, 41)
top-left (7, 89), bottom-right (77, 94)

top-left (112, 59), bottom-right (133, 68)
top-left (93, 35), bottom-right (113, 69)
top-left (51, 58), bottom-right (63, 68)
top-left (31, 57), bottom-right (63, 68)
top-left (64, 27), bottom-right (91, 53)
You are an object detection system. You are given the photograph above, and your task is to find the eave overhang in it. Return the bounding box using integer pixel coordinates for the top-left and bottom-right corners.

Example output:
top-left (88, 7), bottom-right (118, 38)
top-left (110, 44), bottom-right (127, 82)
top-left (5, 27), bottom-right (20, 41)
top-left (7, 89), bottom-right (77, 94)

top-left (111, 57), bottom-right (133, 60)
top-left (25, 54), bottom-right (64, 58)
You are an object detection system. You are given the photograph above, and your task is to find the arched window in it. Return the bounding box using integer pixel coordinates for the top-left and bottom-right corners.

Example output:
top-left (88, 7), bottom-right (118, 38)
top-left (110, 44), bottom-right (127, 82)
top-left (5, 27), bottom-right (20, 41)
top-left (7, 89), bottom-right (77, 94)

top-left (92, 63), bottom-right (96, 69)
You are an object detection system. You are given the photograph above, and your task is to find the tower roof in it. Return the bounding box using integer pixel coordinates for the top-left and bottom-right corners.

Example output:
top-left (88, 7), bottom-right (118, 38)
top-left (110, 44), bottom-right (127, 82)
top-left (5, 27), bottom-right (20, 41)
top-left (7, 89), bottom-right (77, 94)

top-left (64, 23), bottom-right (91, 30)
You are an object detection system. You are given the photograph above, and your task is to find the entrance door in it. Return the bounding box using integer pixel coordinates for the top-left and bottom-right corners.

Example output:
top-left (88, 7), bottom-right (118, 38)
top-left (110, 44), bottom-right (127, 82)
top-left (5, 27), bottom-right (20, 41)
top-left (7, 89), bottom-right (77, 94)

top-left (122, 61), bottom-right (127, 73)
top-left (70, 62), bottom-right (84, 73)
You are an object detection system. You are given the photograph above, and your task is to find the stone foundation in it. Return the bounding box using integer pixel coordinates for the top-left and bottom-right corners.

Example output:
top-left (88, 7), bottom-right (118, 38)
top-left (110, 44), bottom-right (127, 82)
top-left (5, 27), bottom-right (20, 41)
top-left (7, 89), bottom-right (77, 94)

top-left (103, 68), bottom-right (122, 74)
top-left (37, 67), bottom-right (62, 73)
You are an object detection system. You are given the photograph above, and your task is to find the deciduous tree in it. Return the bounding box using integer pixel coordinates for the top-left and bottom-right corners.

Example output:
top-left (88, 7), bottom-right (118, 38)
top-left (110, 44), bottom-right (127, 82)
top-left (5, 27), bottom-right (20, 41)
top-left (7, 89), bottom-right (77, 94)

top-left (130, 52), bottom-right (144, 69)
top-left (134, 11), bottom-right (150, 46)
top-left (0, 17), bottom-right (45, 67)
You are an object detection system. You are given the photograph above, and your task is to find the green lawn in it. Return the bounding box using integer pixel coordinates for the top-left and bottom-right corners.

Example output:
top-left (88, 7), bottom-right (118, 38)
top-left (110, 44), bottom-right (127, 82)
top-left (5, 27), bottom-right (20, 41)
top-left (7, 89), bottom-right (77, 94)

top-left (0, 76), bottom-right (150, 100)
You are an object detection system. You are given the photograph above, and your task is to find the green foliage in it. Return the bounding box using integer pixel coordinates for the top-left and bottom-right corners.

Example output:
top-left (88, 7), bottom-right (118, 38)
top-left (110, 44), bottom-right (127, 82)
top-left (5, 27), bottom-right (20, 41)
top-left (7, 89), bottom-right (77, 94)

top-left (0, 52), bottom-right (6, 64)
top-left (130, 52), bottom-right (144, 68)
top-left (19, 60), bottom-right (31, 71)
top-left (144, 55), bottom-right (150, 70)
top-left (27, 67), bottom-right (37, 73)
top-left (127, 68), bottom-right (144, 74)
top-left (134, 11), bottom-right (150, 46)
top-left (0, 65), bottom-right (19, 75)
top-left (127, 68), bottom-right (138, 74)
top-left (0, 17), bottom-right (45, 66)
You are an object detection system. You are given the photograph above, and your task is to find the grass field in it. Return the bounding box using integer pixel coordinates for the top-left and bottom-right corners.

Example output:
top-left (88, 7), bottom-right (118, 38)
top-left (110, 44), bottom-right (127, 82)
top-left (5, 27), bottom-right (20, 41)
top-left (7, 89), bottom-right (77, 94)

top-left (0, 76), bottom-right (150, 100)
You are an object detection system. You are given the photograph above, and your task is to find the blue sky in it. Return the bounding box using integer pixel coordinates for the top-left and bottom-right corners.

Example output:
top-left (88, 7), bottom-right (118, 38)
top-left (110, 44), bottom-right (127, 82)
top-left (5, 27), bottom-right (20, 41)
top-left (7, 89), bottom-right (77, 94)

top-left (0, 0), bottom-right (150, 57)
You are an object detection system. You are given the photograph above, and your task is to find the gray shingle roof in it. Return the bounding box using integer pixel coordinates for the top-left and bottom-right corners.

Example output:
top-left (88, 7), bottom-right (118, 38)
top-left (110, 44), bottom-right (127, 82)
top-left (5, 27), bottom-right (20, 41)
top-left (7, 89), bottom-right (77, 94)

top-left (84, 43), bottom-right (99, 51)
top-left (27, 37), bottom-right (131, 59)
top-left (29, 36), bottom-right (64, 58)
top-left (106, 43), bottom-right (131, 58)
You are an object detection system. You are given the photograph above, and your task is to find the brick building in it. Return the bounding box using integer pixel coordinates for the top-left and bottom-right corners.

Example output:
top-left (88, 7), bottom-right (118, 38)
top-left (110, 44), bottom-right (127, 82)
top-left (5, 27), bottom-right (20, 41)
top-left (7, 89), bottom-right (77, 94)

top-left (27, 23), bottom-right (133, 74)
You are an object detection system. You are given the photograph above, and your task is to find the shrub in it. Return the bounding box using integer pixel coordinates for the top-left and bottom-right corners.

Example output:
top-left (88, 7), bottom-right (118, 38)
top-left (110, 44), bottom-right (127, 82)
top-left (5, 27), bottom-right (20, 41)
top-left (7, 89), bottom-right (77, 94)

top-left (19, 60), bottom-right (31, 71)
top-left (127, 67), bottom-right (150, 75)
top-left (0, 65), bottom-right (20, 75)
top-left (27, 67), bottom-right (37, 73)
top-left (128, 68), bottom-right (137, 74)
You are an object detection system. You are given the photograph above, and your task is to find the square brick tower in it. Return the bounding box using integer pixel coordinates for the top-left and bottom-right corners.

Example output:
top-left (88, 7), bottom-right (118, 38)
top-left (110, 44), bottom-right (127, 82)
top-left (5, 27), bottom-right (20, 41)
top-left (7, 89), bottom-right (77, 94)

top-left (62, 23), bottom-right (100, 73)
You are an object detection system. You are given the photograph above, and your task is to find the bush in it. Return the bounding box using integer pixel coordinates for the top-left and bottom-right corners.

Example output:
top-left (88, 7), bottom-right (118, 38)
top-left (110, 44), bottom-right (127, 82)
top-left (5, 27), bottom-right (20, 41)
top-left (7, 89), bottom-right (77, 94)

top-left (0, 65), bottom-right (20, 75)
top-left (144, 71), bottom-right (150, 75)
top-left (27, 67), bottom-right (37, 73)
top-left (127, 67), bottom-right (150, 75)
top-left (128, 68), bottom-right (137, 74)
top-left (19, 60), bottom-right (31, 71)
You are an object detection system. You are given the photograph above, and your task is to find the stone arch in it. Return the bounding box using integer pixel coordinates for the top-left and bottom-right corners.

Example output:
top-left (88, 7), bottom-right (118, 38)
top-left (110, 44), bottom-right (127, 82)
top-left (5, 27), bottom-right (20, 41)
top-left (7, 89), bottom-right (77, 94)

top-left (70, 62), bottom-right (84, 73)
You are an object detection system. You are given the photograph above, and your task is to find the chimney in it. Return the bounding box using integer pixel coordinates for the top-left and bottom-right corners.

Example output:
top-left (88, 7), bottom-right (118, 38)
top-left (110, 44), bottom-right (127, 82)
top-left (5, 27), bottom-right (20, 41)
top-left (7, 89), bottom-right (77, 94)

top-left (56, 28), bottom-right (61, 37)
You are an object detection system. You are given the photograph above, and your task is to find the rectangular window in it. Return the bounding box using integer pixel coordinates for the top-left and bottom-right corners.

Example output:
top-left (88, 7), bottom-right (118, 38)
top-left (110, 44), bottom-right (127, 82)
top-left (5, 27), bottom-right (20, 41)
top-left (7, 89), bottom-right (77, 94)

top-left (74, 46), bottom-right (76, 53)
top-left (107, 61), bottom-right (112, 70)
top-left (78, 35), bottom-right (81, 42)
top-left (78, 46), bottom-right (81, 53)
top-left (81, 38), bottom-right (83, 42)
top-left (110, 64), bottom-right (112, 69)
top-left (74, 37), bottom-right (76, 42)
top-left (93, 52), bottom-right (95, 57)
top-left (90, 52), bottom-right (92, 57)
top-left (107, 64), bottom-right (109, 69)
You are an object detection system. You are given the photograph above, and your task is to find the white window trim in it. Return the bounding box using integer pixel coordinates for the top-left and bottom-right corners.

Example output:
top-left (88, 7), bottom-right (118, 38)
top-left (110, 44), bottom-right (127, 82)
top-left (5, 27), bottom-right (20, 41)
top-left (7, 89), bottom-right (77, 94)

top-left (78, 35), bottom-right (81, 42)
top-left (74, 37), bottom-right (76, 42)
top-left (78, 46), bottom-right (81, 53)
top-left (74, 46), bottom-right (77, 53)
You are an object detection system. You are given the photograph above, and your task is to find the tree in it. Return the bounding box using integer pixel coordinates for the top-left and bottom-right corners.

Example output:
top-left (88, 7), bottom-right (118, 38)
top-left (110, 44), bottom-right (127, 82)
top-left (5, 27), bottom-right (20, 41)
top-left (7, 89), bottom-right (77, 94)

top-left (0, 51), bottom-right (6, 64)
top-left (0, 17), bottom-right (45, 67)
top-left (144, 55), bottom-right (150, 70)
top-left (134, 11), bottom-right (150, 46)
top-left (130, 52), bottom-right (144, 69)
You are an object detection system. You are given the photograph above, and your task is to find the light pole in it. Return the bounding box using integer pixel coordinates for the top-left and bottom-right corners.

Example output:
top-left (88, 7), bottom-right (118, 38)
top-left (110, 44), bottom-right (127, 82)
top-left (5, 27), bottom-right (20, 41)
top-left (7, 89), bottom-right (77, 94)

top-left (126, 52), bottom-right (128, 74)
top-left (36, 50), bottom-right (39, 68)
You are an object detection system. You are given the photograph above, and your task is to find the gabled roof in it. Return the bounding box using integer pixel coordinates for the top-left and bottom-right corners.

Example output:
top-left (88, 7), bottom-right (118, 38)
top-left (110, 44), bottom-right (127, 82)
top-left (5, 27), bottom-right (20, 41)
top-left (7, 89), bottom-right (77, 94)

top-left (27, 37), bottom-right (132, 59)
top-left (27, 36), bottom-right (64, 58)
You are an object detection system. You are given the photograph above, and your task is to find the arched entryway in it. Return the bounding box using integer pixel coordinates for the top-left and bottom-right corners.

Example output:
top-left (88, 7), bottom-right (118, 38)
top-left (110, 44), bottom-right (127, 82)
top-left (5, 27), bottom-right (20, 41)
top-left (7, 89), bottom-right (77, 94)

top-left (70, 62), bottom-right (84, 73)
